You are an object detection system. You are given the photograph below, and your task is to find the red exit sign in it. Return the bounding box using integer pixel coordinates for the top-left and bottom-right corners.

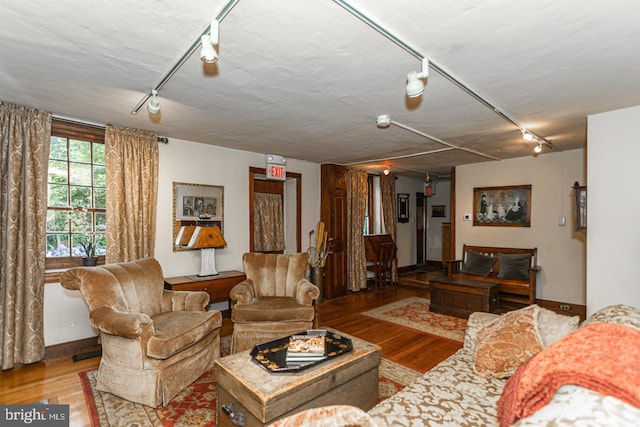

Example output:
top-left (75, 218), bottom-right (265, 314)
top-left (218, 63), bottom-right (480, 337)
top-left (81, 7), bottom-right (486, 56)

top-left (267, 164), bottom-right (286, 180)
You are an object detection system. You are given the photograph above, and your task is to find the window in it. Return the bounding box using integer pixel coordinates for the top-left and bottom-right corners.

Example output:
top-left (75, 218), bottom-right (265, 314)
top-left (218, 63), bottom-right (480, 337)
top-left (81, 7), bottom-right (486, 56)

top-left (364, 174), bottom-right (383, 235)
top-left (45, 120), bottom-right (106, 270)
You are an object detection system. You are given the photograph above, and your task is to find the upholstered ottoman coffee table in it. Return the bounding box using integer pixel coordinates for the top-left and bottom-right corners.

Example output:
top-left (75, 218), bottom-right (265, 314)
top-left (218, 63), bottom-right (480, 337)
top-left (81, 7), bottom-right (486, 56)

top-left (214, 328), bottom-right (381, 427)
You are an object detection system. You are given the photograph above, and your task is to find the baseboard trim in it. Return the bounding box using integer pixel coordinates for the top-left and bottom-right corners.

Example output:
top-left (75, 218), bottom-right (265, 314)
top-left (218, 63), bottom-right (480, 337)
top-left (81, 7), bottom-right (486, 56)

top-left (45, 336), bottom-right (101, 361)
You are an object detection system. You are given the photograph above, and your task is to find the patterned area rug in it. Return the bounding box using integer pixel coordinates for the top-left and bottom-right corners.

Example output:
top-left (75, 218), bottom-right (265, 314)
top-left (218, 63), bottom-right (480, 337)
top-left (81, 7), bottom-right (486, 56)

top-left (362, 296), bottom-right (467, 342)
top-left (80, 336), bottom-right (420, 427)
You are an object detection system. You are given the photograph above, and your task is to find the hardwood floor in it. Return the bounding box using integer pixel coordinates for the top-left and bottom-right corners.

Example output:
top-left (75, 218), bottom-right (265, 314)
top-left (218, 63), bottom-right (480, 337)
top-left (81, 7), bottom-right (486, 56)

top-left (317, 284), bottom-right (461, 372)
top-left (0, 282), bottom-right (460, 426)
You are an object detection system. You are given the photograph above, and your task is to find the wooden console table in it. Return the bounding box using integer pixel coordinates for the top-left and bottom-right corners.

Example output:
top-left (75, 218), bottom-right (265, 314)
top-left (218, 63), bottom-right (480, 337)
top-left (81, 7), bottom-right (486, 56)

top-left (164, 270), bottom-right (246, 310)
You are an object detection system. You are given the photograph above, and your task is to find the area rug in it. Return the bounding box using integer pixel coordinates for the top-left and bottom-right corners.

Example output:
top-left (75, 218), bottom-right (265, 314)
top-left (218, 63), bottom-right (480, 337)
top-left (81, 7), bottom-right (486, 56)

top-left (80, 337), bottom-right (420, 427)
top-left (362, 296), bottom-right (467, 342)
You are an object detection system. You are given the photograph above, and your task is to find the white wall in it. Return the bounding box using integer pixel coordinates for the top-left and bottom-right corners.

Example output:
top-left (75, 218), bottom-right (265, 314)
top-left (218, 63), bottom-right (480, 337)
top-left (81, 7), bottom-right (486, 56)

top-left (44, 138), bottom-right (321, 345)
top-left (455, 149), bottom-right (586, 304)
top-left (587, 105), bottom-right (640, 315)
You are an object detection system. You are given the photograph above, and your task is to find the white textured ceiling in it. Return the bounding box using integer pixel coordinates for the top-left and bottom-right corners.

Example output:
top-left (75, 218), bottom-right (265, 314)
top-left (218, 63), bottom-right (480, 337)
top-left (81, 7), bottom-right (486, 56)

top-left (1, 0), bottom-right (639, 178)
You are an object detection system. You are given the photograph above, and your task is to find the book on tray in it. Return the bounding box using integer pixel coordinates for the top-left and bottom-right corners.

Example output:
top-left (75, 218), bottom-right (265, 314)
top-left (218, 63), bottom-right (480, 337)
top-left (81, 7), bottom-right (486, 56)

top-left (286, 334), bottom-right (327, 364)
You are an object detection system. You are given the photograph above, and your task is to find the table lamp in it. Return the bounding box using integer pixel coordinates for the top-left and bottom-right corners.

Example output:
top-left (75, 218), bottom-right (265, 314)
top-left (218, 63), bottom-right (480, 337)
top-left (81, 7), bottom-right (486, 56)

top-left (187, 225), bottom-right (227, 276)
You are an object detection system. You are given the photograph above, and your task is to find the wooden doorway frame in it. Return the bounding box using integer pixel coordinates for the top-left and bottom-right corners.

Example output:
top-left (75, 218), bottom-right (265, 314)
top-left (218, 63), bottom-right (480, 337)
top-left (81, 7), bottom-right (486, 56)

top-left (249, 167), bottom-right (302, 253)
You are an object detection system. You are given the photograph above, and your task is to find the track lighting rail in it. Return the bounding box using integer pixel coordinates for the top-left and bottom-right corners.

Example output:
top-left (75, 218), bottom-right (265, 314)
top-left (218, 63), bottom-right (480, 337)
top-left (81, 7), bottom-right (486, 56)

top-left (130, 0), bottom-right (239, 115)
top-left (332, 0), bottom-right (555, 150)
top-left (347, 117), bottom-right (499, 167)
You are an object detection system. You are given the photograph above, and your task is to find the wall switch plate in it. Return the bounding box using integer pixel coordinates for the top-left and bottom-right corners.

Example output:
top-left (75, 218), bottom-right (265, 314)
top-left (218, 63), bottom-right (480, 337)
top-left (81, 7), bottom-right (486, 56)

top-left (558, 216), bottom-right (566, 226)
top-left (463, 214), bottom-right (471, 221)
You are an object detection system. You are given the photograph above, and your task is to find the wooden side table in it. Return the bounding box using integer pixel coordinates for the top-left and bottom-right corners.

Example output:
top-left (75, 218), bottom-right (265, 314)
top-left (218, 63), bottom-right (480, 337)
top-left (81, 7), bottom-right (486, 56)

top-left (164, 270), bottom-right (246, 315)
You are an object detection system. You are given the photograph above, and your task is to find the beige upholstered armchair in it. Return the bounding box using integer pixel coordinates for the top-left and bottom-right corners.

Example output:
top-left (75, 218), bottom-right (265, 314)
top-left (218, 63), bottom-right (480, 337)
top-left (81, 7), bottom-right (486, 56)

top-left (60, 257), bottom-right (222, 407)
top-left (230, 252), bottom-right (320, 353)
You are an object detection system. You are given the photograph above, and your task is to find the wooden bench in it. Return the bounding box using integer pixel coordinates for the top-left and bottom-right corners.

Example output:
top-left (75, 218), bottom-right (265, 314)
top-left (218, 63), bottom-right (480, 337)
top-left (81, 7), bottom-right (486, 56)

top-left (447, 245), bottom-right (540, 305)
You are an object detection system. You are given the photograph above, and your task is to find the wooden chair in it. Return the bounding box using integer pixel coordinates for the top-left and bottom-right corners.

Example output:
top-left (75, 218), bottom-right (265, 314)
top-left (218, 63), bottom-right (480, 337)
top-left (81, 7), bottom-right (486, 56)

top-left (366, 242), bottom-right (397, 291)
top-left (382, 242), bottom-right (398, 288)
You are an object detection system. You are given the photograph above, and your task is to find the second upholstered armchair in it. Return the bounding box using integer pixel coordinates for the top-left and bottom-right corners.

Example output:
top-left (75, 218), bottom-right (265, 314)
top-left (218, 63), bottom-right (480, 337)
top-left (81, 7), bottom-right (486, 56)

top-left (230, 252), bottom-right (320, 353)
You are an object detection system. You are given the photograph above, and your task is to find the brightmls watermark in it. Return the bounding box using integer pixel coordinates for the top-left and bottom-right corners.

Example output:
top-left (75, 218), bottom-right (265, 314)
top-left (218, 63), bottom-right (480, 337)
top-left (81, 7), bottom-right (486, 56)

top-left (1, 404), bottom-right (69, 426)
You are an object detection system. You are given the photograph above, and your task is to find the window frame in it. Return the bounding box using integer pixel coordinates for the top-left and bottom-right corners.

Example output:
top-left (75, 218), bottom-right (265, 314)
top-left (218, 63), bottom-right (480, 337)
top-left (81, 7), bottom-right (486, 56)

top-left (365, 174), bottom-right (374, 235)
top-left (45, 119), bottom-right (106, 276)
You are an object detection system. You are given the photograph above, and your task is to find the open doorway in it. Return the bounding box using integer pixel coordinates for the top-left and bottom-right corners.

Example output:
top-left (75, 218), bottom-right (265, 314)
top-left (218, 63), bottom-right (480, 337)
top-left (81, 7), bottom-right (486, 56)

top-left (416, 192), bottom-right (426, 265)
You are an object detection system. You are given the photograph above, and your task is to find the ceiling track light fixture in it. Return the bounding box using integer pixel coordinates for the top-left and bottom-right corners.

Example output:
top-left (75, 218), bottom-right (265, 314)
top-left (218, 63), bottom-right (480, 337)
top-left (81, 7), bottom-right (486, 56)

top-left (406, 57), bottom-right (429, 98)
top-left (383, 167), bottom-right (391, 176)
top-left (534, 141), bottom-right (543, 154)
top-left (332, 0), bottom-right (556, 150)
top-left (522, 128), bottom-right (549, 154)
top-left (130, 0), bottom-right (239, 115)
top-left (147, 90), bottom-right (160, 114)
top-left (521, 130), bottom-right (534, 142)
top-left (200, 19), bottom-right (219, 63)
top-left (376, 114), bottom-right (391, 128)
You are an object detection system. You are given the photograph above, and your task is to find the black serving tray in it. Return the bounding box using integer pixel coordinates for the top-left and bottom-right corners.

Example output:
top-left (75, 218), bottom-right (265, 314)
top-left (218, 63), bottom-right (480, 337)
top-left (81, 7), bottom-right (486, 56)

top-left (250, 330), bottom-right (353, 373)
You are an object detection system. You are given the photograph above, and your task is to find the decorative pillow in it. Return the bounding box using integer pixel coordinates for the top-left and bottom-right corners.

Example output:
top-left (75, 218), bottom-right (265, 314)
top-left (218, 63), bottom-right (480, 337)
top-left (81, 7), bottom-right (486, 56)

top-left (581, 304), bottom-right (640, 331)
top-left (463, 311), bottom-right (502, 352)
top-left (461, 250), bottom-right (497, 276)
top-left (497, 253), bottom-right (531, 280)
top-left (474, 305), bottom-right (544, 378)
top-left (537, 307), bottom-right (579, 347)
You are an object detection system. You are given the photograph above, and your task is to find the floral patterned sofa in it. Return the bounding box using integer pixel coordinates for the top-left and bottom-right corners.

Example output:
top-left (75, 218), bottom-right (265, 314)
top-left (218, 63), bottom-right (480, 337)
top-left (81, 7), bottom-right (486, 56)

top-left (269, 304), bottom-right (640, 427)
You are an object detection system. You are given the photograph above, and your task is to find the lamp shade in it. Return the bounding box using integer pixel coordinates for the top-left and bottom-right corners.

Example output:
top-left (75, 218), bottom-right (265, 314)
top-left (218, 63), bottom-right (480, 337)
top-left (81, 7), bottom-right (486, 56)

top-left (188, 225), bottom-right (227, 249)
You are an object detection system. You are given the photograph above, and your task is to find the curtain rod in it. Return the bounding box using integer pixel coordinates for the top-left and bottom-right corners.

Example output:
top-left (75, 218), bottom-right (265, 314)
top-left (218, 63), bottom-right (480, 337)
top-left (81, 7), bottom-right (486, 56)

top-left (52, 115), bottom-right (169, 143)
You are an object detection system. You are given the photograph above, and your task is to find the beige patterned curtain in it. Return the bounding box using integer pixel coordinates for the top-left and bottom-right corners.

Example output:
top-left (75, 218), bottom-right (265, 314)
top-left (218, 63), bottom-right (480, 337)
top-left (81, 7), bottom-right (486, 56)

top-left (0, 102), bottom-right (51, 369)
top-left (380, 172), bottom-right (397, 240)
top-left (346, 168), bottom-right (368, 291)
top-left (254, 193), bottom-right (285, 252)
top-left (105, 125), bottom-right (158, 263)
top-left (380, 172), bottom-right (397, 281)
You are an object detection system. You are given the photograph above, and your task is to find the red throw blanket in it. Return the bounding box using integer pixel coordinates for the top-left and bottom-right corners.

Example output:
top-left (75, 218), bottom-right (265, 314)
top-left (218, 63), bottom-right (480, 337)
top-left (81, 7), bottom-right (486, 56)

top-left (498, 322), bottom-right (640, 426)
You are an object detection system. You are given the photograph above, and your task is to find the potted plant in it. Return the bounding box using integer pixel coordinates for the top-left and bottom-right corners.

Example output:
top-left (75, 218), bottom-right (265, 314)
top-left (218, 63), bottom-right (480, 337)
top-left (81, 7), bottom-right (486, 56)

top-left (69, 208), bottom-right (99, 266)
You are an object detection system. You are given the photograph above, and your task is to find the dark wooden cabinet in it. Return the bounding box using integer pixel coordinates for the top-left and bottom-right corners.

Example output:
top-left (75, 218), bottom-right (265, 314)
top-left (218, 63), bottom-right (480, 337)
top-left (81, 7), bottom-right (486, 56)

top-left (321, 164), bottom-right (348, 299)
top-left (164, 270), bottom-right (246, 307)
top-left (430, 276), bottom-right (500, 319)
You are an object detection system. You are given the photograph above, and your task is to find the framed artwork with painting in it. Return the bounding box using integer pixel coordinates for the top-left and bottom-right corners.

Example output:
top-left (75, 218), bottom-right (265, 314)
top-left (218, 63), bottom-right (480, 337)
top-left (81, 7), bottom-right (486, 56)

top-left (431, 205), bottom-right (446, 218)
top-left (473, 185), bottom-right (531, 227)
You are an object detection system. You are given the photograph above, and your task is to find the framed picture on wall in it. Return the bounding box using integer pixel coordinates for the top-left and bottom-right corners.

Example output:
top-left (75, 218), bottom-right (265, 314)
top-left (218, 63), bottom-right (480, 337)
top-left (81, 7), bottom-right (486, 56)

top-left (397, 193), bottom-right (410, 223)
top-left (473, 185), bottom-right (532, 227)
top-left (431, 205), bottom-right (446, 217)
